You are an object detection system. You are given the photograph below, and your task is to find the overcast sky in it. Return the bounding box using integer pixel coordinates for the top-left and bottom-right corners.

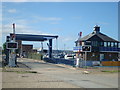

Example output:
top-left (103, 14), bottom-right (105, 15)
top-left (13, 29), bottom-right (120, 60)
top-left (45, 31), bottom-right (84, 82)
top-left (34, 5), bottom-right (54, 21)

top-left (1, 1), bottom-right (119, 50)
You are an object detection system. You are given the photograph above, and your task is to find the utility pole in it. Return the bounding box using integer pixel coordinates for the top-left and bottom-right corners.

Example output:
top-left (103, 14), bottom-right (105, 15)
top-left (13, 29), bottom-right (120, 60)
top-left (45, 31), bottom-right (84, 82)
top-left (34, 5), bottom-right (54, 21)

top-left (41, 42), bottom-right (43, 53)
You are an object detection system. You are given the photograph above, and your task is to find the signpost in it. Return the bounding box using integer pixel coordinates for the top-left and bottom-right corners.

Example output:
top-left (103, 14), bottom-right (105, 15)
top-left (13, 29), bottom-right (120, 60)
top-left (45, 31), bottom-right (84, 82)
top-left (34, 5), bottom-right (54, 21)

top-left (82, 45), bottom-right (91, 67)
top-left (7, 23), bottom-right (17, 67)
top-left (6, 42), bottom-right (18, 49)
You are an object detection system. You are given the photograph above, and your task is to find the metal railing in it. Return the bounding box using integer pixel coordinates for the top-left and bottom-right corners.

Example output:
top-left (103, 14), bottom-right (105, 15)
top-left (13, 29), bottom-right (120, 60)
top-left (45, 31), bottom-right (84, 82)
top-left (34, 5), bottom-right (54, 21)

top-left (73, 46), bottom-right (120, 52)
top-left (100, 47), bottom-right (120, 52)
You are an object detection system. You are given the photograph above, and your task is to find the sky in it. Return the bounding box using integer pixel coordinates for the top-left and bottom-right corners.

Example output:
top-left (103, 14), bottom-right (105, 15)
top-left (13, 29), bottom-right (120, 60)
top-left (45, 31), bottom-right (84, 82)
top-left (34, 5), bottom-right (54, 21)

top-left (1, 1), bottom-right (119, 50)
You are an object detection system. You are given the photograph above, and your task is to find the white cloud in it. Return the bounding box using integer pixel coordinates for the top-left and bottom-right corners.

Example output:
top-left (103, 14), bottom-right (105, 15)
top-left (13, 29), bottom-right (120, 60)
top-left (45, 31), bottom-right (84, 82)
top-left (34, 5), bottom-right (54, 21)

top-left (36, 16), bottom-right (63, 21)
top-left (59, 36), bottom-right (75, 42)
top-left (56, 36), bottom-right (75, 50)
top-left (1, 23), bottom-right (57, 43)
top-left (1, 23), bottom-right (58, 47)
top-left (2, 24), bottom-right (54, 35)
top-left (2, 16), bottom-right (58, 35)
top-left (8, 9), bottom-right (17, 13)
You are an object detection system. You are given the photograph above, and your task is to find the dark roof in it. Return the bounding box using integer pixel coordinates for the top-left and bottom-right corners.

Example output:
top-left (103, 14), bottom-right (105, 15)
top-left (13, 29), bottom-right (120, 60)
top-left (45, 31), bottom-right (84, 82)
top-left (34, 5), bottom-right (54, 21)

top-left (10, 33), bottom-right (58, 41)
top-left (76, 32), bottom-right (119, 42)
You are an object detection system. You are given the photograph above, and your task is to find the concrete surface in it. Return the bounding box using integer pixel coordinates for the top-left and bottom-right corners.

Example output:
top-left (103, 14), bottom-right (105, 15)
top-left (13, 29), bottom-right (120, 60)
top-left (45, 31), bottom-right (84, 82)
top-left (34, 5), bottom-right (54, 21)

top-left (2, 72), bottom-right (80, 88)
top-left (1, 57), bottom-right (119, 89)
top-left (18, 58), bottom-right (119, 88)
top-left (2, 58), bottom-right (80, 88)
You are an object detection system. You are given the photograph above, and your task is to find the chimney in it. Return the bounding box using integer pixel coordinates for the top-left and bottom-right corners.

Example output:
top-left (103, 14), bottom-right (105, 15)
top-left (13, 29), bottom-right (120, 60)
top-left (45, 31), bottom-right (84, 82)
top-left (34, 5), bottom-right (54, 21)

top-left (94, 25), bottom-right (100, 34)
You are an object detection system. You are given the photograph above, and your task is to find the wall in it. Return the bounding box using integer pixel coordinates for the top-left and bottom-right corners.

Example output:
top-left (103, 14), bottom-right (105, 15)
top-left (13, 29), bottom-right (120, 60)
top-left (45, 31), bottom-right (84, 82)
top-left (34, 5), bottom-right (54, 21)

top-left (102, 61), bottom-right (120, 66)
top-left (81, 52), bottom-right (119, 61)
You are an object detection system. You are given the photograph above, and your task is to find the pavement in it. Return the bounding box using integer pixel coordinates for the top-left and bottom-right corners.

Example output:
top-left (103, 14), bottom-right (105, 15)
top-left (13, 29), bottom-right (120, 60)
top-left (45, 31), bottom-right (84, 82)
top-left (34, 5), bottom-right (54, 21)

top-left (1, 57), bottom-right (120, 89)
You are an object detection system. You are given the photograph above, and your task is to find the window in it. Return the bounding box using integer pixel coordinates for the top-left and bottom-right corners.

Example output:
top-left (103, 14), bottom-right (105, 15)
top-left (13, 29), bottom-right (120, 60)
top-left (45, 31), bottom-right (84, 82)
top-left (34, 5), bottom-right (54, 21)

top-left (95, 41), bottom-right (98, 46)
top-left (75, 42), bottom-right (77, 46)
top-left (82, 42), bottom-right (85, 46)
top-left (92, 41), bottom-right (95, 46)
top-left (92, 41), bottom-right (98, 46)
top-left (115, 42), bottom-right (117, 47)
top-left (104, 42), bottom-right (107, 47)
top-left (79, 41), bottom-right (82, 45)
top-left (108, 42), bottom-right (110, 47)
top-left (111, 42), bottom-right (114, 47)
top-left (76, 42), bottom-right (79, 46)
top-left (85, 41), bottom-right (91, 45)
top-left (100, 42), bottom-right (104, 46)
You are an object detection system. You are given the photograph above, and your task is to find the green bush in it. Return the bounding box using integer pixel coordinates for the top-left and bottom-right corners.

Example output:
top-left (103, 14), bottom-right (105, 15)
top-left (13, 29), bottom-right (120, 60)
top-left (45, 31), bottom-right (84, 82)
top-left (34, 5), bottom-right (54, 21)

top-left (27, 53), bottom-right (43, 60)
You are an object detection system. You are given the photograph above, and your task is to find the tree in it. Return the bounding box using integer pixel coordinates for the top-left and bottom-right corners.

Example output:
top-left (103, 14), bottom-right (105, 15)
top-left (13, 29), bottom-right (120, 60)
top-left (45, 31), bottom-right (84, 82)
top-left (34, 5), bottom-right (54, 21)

top-left (2, 42), bottom-right (6, 54)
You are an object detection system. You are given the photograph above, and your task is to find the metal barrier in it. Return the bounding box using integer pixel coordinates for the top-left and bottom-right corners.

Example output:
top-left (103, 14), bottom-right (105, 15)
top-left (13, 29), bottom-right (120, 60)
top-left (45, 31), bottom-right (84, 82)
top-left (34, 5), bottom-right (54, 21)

top-left (43, 58), bottom-right (102, 67)
top-left (43, 58), bottom-right (75, 66)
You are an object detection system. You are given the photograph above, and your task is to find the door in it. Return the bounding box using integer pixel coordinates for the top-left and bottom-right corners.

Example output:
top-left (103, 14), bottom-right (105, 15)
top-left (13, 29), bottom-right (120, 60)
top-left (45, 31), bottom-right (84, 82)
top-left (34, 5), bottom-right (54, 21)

top-left (100, 54), bottom-right (104, 61)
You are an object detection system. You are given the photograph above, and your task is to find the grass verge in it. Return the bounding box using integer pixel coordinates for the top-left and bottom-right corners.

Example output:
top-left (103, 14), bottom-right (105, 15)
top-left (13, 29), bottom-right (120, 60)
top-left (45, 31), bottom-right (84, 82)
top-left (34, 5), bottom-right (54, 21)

top-left (101, 70), bottom-right (120, 73)
top-left (2, 70), bottom-right (37, 74)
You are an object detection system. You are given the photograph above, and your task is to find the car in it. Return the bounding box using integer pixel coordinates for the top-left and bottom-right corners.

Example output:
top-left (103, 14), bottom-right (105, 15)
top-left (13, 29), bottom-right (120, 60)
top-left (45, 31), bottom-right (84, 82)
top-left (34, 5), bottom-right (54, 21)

top-left (64, 54), bottom-right (74, 59)
top-left (43, 54), bottom-right (49, 58)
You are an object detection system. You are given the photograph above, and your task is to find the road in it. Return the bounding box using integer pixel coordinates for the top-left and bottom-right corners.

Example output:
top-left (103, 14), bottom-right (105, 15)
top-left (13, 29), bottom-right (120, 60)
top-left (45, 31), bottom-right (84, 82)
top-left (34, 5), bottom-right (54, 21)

top-left (19, 58), bottom-right (118, 88)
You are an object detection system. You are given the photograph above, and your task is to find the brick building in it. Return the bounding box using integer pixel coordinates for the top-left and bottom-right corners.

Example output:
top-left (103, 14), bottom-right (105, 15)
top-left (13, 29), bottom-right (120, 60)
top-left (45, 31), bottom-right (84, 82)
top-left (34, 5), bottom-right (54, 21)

top-left (16, 40), bottom-right (33, 57)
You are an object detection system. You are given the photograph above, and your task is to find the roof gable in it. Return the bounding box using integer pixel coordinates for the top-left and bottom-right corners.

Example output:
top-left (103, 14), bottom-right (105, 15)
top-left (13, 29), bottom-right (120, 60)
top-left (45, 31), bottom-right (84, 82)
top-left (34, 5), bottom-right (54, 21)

top-left (76, 32), bottom-right (119, 42)
top-left (88, 35), bottom-right (103, 41)
top-left (97, 33), bottom-right (119, 42)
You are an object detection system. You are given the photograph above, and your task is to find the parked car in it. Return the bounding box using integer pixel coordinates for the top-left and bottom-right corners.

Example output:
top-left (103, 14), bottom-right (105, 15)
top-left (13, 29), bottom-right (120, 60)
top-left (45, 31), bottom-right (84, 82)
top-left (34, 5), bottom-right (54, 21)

top-left (64, 54), bottom-right (74, 59)
top-left (53, 54), bottom-right (64, 59)
top-left (43, 54), bottom-right (49, 58)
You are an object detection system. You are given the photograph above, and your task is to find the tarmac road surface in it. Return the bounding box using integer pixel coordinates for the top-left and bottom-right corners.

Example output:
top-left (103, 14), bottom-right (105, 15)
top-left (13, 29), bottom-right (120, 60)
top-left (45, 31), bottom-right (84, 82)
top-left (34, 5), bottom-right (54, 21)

top-left (18, 58), bottom-right (119, 88)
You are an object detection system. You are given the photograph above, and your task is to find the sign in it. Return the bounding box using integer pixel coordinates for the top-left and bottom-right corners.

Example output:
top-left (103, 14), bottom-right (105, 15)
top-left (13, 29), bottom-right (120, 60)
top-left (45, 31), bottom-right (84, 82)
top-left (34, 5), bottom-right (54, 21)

top-left (73, 46), bottom-right (82, 52)
top-left (6, 42), bottom-right (18, 49)
top-left (82, 45), bottom-right (91, 52)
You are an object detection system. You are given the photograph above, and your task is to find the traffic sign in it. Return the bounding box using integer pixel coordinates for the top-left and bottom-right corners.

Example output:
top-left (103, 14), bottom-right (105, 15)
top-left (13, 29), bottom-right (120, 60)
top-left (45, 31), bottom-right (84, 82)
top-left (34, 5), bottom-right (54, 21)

top-left (82, 45), bottom-right (91, 52)
top-left (6, 42), bottom-right (18, 49)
